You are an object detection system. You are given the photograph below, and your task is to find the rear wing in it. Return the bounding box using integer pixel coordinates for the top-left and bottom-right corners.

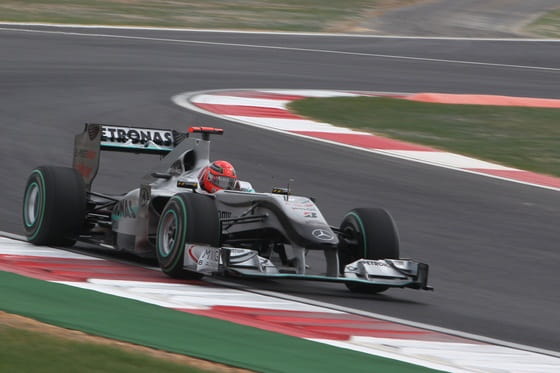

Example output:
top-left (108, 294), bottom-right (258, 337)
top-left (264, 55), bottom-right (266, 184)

top-left (73, 123), bottom-right (224, 190)
top-left (73, 123), bottom-right (186, 189)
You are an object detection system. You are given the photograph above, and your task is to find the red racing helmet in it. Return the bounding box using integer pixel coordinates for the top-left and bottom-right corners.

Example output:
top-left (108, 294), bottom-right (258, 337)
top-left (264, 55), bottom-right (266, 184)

top-left (199, 160), bottom-right (238, 193)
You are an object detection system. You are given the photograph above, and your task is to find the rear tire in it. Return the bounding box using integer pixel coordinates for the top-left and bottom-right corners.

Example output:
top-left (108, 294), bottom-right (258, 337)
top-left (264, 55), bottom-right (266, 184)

top-left (22, 166), bottom-right (86, 246)
top-left (338, 208), bottom-right (400, 294)
top-left (156, 193), bottom-right (220, 279)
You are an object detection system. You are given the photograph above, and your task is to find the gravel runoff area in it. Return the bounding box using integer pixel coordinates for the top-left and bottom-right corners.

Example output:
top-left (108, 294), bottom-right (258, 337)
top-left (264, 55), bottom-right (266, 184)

top-left (360, 0), bottom-right (560, 37)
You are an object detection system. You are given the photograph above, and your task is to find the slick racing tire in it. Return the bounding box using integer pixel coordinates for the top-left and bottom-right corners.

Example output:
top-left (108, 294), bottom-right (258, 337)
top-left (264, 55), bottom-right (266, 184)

top-left (156, 193), bottom-right (220, 279)
top-left (22, 166), bottom-right (87, 246)
top-left (338, 208), bottom-right (400, 294)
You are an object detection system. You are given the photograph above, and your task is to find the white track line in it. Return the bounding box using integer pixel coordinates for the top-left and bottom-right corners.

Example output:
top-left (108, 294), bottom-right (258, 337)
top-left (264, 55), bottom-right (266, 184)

top-left (1, 26), bottom-right (559, 72)
top-left (191, 94), bottom-right (290, 108)
top-left (173, 89), bottom-right (560, 192)
top-left (1, 22), bottom-right (559, 42)
top-left (2, 234), bottom-right (559, 372)
top-left (386, 151), bottom-right (518, 170)
top-left (2, 231), bottom-right (559, 360)
top-left (240, 285), bottom-right (560, 359)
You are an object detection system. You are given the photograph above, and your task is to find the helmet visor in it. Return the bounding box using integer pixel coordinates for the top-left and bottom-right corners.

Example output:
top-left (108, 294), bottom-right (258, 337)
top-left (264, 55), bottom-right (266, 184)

top-left (209, 174), bottom-right (236, 190)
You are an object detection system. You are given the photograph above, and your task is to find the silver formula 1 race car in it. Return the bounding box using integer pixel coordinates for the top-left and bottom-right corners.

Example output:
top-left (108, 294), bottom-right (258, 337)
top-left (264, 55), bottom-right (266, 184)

top-left (22, 124), bottom-right (431, 293)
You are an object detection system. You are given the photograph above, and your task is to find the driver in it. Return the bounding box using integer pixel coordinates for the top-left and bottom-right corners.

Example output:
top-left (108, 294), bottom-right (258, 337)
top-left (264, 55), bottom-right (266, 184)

top-left (198, 160), bottom-right (238, 193)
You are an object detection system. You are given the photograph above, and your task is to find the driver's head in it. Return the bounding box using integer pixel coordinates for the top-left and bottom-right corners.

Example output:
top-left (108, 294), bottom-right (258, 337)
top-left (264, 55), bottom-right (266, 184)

top-left (199, 160), bottom-right (237, 193)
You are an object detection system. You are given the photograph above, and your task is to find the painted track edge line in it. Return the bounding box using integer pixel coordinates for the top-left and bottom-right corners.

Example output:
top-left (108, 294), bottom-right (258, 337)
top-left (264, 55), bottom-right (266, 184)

top-left (207, 277), bottom-right (560, 358)
top-left (173, 90), bottom-right (560, 193)
top-left (2, 27), bottom-right (558, 72)
top-left (3, 231), bottom-right (559, 359)
top-left (1, 22), bottom-right (558, 42)
top-left (0, 231), bottom-right (27, 241)
top-left (0, 231), bottom-right (162, 270)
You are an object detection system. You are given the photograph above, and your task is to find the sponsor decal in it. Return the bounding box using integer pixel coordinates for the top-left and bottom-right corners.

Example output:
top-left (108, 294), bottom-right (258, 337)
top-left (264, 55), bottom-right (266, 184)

top-left (73, 147), bottom-right (98, 178)
top-left (112, 199), bottom-right (137, 219)
top-left (285, 198), bottom-right (315, 209)
top-left (198, 247), bottom-right (220, 266)
top-left (187, 245), bottom-right (199, 262)
top-left (359, 260), bottom-right (406, 278)
top-left (139, 184), bottom-right (151, 207)
top-left (75, 149), bottom-right (97, 160)
top-left (361, 260), bottom-right (389, 267)
top-left (186, 245), bottom-right (220, 273)
top-left (271, 187), bottom-right (289, 195)
top-left (87, 124), bottom-right (101, 140)
top-left (218, 210), bottom-right (232, 219)
top-left (311, 229), bottom-right (334, 241)
top-left (177, 181), bottom-right (198, 189)
top-left (74, 163), bottom-right (94, 178)
top-left (228, 248), bottom-right (253, 255)
top-left (284, 197), bottom-right (317, 217)
top-left (101, 126), bottom-right (173, 147)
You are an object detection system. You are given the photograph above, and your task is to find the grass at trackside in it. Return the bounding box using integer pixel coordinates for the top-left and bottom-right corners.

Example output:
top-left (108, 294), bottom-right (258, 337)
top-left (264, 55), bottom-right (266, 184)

top-left (0, 325), bottom-right (206, 373)
top-left (1, 271), bottom-right (437, 373)
top-left (2, 1), bottom-right (559, 37)
top-left (288, 97), bottom-right (560, 177)
top-left (0, 0), bottom-right (380, 32)
top-left (524, 8), bottom-right (560, 38)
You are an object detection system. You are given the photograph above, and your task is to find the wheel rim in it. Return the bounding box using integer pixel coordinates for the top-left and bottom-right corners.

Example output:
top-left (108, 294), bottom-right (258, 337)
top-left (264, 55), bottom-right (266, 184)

top-left (24, 182), bottom-right (41, 227)
top-left (343, 225), bottom-right (361, 257)
top-left (158, 210), bottom-right (178, 258)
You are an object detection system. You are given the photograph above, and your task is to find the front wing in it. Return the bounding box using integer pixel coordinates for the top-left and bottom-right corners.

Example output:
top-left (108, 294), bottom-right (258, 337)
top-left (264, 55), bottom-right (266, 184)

top-left (182, 246), bottom-right (432, 291)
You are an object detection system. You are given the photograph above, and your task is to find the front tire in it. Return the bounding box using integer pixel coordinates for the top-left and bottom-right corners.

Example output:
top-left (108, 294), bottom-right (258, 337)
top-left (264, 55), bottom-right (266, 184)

top-left (156, 193), bottom-right (220, 279)
top-left (22, 166), bottom-right (86, 246)
top-left (338, 208), bottom-right (400, 294)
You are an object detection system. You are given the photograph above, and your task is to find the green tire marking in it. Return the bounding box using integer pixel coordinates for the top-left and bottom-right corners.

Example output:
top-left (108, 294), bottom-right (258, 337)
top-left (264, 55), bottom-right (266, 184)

top-left (345, 211), bottom-right (368, 259)
top-left (171, 196), bottom-right (188, 270)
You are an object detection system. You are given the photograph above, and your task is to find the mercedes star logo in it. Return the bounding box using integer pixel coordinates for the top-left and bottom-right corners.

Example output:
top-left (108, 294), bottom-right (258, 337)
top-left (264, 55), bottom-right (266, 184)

top-left (312, 229), bottom-right (334, 241)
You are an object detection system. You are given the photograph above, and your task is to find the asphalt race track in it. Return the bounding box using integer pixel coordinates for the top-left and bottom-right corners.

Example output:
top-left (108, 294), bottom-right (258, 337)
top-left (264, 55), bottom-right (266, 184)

top-left (0, 25), bottom-right (559, 352)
